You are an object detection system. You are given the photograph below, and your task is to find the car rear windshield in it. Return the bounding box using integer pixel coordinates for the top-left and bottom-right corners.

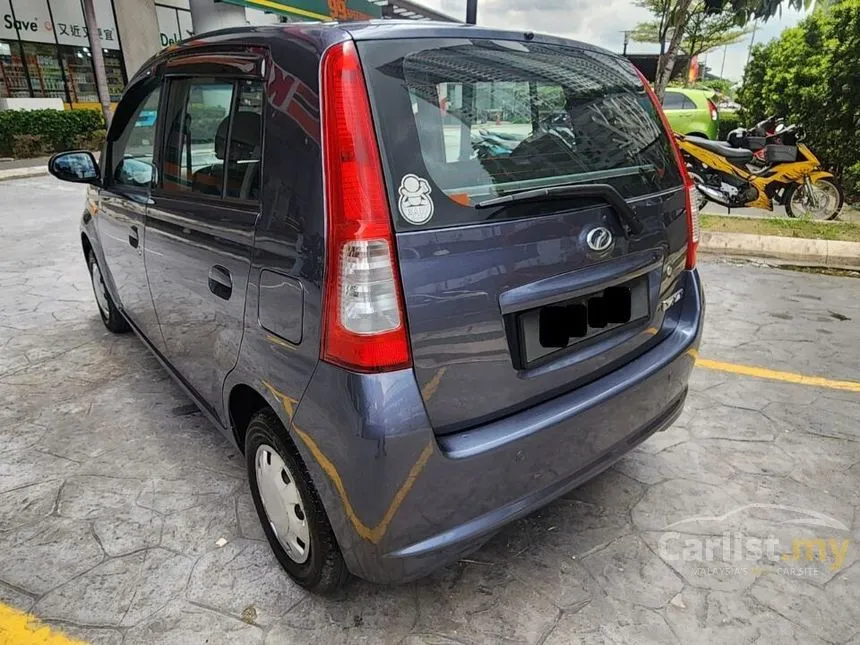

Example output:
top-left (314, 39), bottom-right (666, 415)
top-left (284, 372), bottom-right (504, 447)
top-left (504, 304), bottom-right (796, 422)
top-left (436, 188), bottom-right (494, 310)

top-left (358, 38), bottom-right (684, 230)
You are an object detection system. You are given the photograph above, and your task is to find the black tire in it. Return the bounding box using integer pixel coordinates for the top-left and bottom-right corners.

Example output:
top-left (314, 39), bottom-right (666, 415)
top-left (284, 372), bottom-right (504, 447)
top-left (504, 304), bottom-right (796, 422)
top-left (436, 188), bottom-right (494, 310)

top-left (245, 408), bottom-right (348, 594)
top-left (785, 178), bottom-right (844, 221)
top-left (86, 250), bottom-right (130, 333)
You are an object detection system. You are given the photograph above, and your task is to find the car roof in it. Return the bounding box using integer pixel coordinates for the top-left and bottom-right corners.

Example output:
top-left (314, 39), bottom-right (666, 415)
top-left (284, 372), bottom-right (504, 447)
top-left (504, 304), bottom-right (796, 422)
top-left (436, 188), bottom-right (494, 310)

top-left (340, 20), bottom-right (611, 53)
top-left (666, 87), bottom-right (717, 106)
top-left (131, 20), bottom-right (620, 85)
top-left (667, 88), bottom-right (717, 98)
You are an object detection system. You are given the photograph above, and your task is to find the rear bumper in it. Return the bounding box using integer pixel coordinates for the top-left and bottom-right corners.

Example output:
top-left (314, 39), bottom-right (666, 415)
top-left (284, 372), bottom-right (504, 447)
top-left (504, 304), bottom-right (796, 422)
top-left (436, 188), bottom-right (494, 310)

top-left (290, 269), bottom-right (704, 583)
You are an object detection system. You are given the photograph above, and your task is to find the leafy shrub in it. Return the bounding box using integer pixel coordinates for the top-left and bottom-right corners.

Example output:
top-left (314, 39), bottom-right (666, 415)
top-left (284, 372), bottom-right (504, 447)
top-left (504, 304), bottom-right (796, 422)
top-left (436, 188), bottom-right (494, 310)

top-left (844, 163), bottom-right (860, 206)
top-left (695, 79), bottom-right (736, 98)
top-left (0, 109), bottom-right (106, 157)
top-left (718, 110), bottom-right (741, 140)
top-left (738, 0), bottom-right (860, 198)
top-left (74, 128), bottom-right (107, 152)
top-left (11, 135), bottom-right (50, 158)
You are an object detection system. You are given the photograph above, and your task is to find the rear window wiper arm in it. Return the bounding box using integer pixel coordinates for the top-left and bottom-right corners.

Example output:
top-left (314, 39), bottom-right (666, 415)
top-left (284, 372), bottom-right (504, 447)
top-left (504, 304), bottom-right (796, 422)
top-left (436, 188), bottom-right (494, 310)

top-left (475, 183), bottom-right (644, 237)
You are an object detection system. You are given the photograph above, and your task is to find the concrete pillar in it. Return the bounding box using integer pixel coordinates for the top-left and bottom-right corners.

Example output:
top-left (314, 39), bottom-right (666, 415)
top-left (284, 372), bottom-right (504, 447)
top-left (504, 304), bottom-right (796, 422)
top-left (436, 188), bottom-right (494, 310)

top-left (189, 0), bottom-right (248, 33)
top-left (113, 0), bottom-right (161, 79)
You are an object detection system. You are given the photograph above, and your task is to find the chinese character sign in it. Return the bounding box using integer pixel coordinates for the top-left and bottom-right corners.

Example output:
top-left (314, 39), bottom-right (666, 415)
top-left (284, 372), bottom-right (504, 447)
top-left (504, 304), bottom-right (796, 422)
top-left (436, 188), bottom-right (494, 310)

top-left (0, 0), bottom-right (122, 50)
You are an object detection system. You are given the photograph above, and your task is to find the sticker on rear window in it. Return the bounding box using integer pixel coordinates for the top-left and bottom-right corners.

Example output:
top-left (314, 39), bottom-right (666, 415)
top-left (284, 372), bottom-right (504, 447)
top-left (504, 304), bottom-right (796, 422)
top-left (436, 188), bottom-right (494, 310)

top-left (398, 174), bottom-right (434, 225)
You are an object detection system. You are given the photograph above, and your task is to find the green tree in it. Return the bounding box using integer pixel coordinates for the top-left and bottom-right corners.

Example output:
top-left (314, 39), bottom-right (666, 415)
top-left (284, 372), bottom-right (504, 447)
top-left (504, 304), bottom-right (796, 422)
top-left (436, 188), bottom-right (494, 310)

top-left (682, 6), bottom-right (751, 73)
top-left (633, 0), bottom-right (806, 98)
top-left (696, 78), bottom-right (736, 96)
top-left (633, 1), bottom-right (750, 84)
top-left (631, 0), bottom-right (677, 58)
top-left (738, 0), bottom-right (860, 195)
top-left (718, 0), bottom-right (810, 23)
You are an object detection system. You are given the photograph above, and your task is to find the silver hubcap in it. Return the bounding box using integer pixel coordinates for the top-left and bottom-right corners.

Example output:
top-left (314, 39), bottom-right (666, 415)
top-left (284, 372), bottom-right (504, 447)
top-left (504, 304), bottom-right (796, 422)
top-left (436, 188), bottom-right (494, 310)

top-left (91, 262), bottom-right (110, 315)
top-left (255, 444), bottom-right (310, 563)
top-left (791, 180), bottom-right (841, 220)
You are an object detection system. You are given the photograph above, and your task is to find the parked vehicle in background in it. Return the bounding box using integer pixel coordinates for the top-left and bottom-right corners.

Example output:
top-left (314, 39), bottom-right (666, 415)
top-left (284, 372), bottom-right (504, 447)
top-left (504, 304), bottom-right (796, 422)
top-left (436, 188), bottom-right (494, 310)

top-left (662, 88), bottom-right (719, 139)
top-left (47, 22), bottom-right (703, 593)
top-left (717, 98), bottom-right (741, 112)
top-left (680, 124), bottom-right (844, 219)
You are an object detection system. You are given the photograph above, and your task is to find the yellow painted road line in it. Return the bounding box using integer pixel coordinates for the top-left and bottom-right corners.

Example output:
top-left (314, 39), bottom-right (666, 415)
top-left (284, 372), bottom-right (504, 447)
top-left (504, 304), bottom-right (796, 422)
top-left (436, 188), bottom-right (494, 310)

top-left (696, 358), bottom-right (860, 393)
top-left (0, 603), bottom-right (86, 645)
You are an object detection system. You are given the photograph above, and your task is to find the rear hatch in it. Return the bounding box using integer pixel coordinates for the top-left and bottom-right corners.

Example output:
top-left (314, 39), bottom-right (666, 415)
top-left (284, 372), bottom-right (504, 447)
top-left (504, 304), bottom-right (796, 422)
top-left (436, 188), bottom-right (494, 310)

top-left (358, 37), bottom-right (691, 434)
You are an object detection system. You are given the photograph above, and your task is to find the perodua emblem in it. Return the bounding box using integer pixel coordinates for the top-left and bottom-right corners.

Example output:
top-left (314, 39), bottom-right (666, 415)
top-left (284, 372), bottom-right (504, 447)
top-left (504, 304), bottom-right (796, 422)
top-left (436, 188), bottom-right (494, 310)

top-left (586, 226), bottom-right (613, 252)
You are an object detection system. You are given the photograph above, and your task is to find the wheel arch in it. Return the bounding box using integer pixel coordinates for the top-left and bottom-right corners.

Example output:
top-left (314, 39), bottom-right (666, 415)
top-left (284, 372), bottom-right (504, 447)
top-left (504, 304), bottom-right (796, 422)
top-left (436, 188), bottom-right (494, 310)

top-left (228, 383), bottom-right (272, 453)
top-left (81, 232), bottom-right (93, 260)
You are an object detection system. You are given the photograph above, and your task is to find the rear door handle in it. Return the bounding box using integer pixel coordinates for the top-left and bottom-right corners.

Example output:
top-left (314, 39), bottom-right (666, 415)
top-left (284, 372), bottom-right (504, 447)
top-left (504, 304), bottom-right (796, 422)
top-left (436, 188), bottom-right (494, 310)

top-left (208, 265), bottom-right (232, 300)
top-left (129, 225), bottom-right (139, 248)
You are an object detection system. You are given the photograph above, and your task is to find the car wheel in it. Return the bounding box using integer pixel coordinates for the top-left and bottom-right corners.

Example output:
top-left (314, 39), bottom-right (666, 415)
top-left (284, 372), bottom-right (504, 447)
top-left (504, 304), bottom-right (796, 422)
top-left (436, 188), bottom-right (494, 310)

top-left (86, 250), bottom-right (130, 333)
top-left (245, 408), bottom-right (348, 593)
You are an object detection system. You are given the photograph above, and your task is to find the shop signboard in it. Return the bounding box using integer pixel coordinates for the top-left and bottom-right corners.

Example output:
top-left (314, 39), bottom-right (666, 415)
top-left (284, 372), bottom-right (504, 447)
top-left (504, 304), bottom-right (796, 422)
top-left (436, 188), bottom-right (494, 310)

top-left (220, 0), bottom-right (382, 21)
top-left (50, 0), bottom-right (120, 49)
top-left (0, 0), bottom-right (55, 44)
top-left (0, 0), bottom-right (120, 49)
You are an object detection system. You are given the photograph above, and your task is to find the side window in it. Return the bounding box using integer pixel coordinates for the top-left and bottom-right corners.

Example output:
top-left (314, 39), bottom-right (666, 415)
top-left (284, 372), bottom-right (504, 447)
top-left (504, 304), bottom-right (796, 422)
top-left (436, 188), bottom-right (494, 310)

top-left (661, 92), bottom-right (684, 110)
top-left (162, 78), bottom-right (235, 196)
top-left (681, 96), bottom-right (698, 110)
top-left (109, 86), bottom-right (161, 188)
top-left (224, 79), bottom-right (264, 201)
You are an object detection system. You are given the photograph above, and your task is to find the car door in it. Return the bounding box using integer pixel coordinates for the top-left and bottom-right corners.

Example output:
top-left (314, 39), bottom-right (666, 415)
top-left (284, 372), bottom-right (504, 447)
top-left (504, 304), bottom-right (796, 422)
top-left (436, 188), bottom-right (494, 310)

top-left (144, 54), bottom-right (263, 421)
top-left (97, 77), bottom-right (166, 352)
top-left (662, 91), bottom-right (698, 135)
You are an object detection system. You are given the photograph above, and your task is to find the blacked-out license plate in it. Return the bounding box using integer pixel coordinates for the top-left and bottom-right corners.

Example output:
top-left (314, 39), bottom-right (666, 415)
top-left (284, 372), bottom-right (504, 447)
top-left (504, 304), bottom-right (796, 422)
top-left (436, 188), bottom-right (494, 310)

top-left (515, 275), bottom-right (649, 367)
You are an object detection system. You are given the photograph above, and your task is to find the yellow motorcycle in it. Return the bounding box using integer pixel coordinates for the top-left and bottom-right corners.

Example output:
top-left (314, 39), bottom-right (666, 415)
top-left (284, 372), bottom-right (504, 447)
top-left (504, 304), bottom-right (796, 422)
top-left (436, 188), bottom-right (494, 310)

top-left (677, 125), bottom-right (844, 220)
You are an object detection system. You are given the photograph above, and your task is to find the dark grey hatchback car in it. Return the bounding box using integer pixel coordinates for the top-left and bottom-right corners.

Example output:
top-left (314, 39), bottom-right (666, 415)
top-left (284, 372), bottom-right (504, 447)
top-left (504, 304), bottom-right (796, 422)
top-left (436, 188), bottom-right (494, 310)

top-left (48, 21), bottom-right (703, 592)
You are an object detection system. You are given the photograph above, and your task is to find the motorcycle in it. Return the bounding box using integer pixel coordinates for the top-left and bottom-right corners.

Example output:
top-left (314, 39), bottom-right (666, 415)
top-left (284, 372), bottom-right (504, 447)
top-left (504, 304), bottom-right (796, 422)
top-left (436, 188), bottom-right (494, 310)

top-left (726, 115), bottom-right (791, 167)
top-left (678, 124), bottom-right (844, 220)
top-left (727, 115), bottom-right (774, 164)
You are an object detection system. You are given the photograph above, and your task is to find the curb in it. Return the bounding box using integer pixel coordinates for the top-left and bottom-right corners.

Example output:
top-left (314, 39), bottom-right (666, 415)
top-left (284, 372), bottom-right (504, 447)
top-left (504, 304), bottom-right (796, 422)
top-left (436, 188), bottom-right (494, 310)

top-left (0, 167), bottom-right (48, 182)
top-left (699, 231), bottom-right (860, 268)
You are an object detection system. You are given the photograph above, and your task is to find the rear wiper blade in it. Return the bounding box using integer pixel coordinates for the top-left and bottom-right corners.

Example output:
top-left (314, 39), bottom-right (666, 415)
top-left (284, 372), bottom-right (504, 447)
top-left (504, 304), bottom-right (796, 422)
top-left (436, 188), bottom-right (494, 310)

top-left (475, 182), bottom-right (643, 236)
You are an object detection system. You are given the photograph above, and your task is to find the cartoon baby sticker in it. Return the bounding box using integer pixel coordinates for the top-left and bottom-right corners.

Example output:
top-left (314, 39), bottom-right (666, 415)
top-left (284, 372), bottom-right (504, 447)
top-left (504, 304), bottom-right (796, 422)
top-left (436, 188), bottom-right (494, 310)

top-left (397, 174), bottom-right (434, 225)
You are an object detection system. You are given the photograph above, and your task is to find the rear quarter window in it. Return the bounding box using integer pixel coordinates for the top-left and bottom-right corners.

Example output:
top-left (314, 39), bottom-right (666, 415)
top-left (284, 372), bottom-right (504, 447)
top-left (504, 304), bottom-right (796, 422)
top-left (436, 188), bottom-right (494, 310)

top-left (358, 38), bottom-right (683, 230)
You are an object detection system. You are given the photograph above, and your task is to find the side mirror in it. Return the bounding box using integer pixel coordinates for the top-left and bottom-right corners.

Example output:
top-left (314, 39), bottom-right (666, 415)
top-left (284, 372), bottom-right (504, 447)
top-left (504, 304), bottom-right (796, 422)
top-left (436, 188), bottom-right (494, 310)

top-left (48, 151), bottom-right (100, 185)
top-left (115, 157), bottom-right (157, 188)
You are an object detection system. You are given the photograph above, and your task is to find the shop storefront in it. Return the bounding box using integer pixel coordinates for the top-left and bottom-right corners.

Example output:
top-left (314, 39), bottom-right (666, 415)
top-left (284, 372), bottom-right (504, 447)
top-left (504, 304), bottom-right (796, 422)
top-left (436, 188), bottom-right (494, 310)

top-left (0, 0), bottom-right (450, 110)
top-left (155, 1), bottom-right (193, 47)
top-left (0, 0), bottom-right (193, 107)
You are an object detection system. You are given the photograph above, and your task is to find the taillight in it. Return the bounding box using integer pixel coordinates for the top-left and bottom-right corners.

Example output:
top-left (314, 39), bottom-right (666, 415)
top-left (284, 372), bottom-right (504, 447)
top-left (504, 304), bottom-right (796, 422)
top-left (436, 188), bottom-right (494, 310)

top-left (685, 183), bottom-right (700, 269)
top-left (636, 70), bottom-right (698, 269)
top-left (320, 40), bottom-right (412, 372)
top-left (707, 98), bottom-right (718, 121)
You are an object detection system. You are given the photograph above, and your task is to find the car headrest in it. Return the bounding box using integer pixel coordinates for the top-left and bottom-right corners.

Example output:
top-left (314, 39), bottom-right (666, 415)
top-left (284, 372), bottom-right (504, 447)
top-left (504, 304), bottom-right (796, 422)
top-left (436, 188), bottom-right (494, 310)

top-left (214, 116), bottom-right (230, 160)
top-left (214, 111), bottom-right (261, 162)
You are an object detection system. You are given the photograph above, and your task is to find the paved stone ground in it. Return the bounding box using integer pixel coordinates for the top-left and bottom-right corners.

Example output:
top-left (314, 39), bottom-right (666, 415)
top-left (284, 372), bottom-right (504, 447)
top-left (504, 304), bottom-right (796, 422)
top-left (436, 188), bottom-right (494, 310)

top-left (0, 176), bottom-right (858, 645)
